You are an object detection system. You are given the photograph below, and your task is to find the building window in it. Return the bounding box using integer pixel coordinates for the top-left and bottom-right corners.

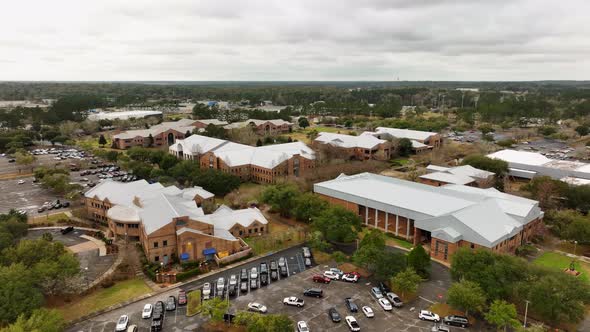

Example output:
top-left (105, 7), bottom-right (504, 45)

top-left (443, 243), bottom-right (448, 260)
top-left (239, 230), bottom-right (243, 235)
top-left (154, 256), bottom-right (159, 262)
top-left (435, 241), bottom-right (439, 253)
top-left (248, 229), bottom-right (252, 234)
top-left (163, 240), bottom-right (168, 247)
top-left (260, 227), bottom-right (264, 232)
top-left (116, 223), bottom-right (124, 228)
top-left (470, 243), bottom-right (475, 249)
top-left (209, 155), bottom-right (214, 168)
top-left (153, 242), bottom-right (159, 248)
top-left (254, 228), bottom-right (258, 233)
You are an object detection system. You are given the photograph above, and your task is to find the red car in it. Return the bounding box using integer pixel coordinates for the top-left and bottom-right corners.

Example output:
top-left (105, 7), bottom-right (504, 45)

top-left (178, 290), bottom-right (187, 306)
top-left (312, 275), bottom-right (331, 284)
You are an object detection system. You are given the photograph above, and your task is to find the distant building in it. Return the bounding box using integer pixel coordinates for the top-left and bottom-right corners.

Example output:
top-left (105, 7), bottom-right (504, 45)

top-left (487, 149), bottom-right (590, 184)
top-left (312, 132), bottom-right (392, 161)
top-left (112, 118), bottom-right (226, 149)
top-left (87, 110), bottom-right (163, 121)
top-left (84, 180), bottom-right (266, 264)
top-left (169, 135), bottom-right (316, 184)
top-left (419, 165), bottom-right (495, 187)
top-left (314, 173), bottom-right (544, 263)
top-left (223, 119), bottom-right (293, 135)
top-left (368, 127), bottom-right (443, 150)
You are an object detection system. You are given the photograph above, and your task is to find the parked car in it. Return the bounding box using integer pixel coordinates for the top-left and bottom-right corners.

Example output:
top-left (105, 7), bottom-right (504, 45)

top-left (432, 325), bottom-right (450, 332)
top-left (115, 315), bottom-right (129, 331)
top-left (345, 297), bottom-right (358, 312)
top-left (323, 270), bottom-right (340, 280)
top-left (362, 306), bottom-right (374, 318)
top-left (151, 301), bottom-right (164, 331)
top-left (329, 267), bottom-right (344, 277)
top-left (303, 288), bottom-right (323, 298)
top-left (142, 303), bottom-right (153, 318)
top-left (8, 158), bottom-right (15, 163)
top-left (270, 260), bottom-right (278, 271)
top-left (302, 247), bottom-right (311, 258)
top-left (165, 296), bottom-right (176, 311)
top-left (386, 292), bottom-right (403, 307)
top-left (443, 315), bottom-right (470, 328)
top-left (37, 206), bottom-right (46, 213)
top-left (61, 226), bottom-right (74, 235)
top-left (216, 277), bottom-right (225, 296)
top-left (126, 325), bottom-right (138, 332)
top-left (270, 269), bottom-right (279, 281)
top-left (370, 287), bottom-right (383, 299)
top-left (283, 296), bottom-right (305, 307)
top-left (378, 298), bottom-right (392, 311)
top-left (260, 262), bottom-right (268, 274)
top-left (248, 302), bottom-right (267, 313)
top-left (280, 265), bottom-right (288, 277)
top-left (202, 282), bottom-right (212, 300)
top-left (305, 257), bottom-right (312, 267)
top-left (342, 273), bottom-right (359, 283)
top-left (419, 310), bottom-right (440, 322)
top-left (297, 321), bottom-right (310, 332)
top-left (378, 281), bottom-right (391, 294)
top-left (260, 272), bottom-right (268, 286)
top-left (240, 268), bottom-right (248, 281)
top-left (229, 274), bottom-right (238, 287)
top-left (62, 201), bottom-right (70, 208)
top-left (278, 257), bottom-right (286, 267)
top-left (178, 290), bottom-right (187, 306)
top-left (312, 275), bottom-right (331, 284)
top-left (250, 277), bottom-right (258, 290)
top-left (328, 307), bottom-right (342, 322)
top-left (17, 180), bottom-right (25, 185)
top-left (345, 316), bottom-right (360, 332)
top-left (240, 280), bottom-right (248, 292)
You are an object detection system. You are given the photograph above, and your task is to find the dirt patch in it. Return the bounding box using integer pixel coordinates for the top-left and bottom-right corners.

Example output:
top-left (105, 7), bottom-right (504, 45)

top-left (203, 322), bottom-right (246, 332)
top-left (338, 262), bottom-right (370, 278)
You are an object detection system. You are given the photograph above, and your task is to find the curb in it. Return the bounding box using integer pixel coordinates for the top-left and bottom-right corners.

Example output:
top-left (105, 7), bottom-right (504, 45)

top-left (67, 242), bottom-right (305, 327)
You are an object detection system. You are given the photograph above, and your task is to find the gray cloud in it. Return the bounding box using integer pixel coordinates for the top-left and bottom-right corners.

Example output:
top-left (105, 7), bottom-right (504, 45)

top-left (0, 0), bottom-right (588, 80)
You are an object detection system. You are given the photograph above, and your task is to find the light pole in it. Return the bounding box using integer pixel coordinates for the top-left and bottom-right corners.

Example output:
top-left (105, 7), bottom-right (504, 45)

top-left (523, 300), bottom-right (530, 328)
top-left (574, 240), bottom-right (578, 256)
top-left (84, 267), bottom-right (89, 289)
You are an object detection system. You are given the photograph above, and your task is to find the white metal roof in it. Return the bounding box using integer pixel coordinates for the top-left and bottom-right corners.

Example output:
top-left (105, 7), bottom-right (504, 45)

top-left (419, 172), bottom-right (475, 185)
top-left (374, 127), bottom-right (437, 141)
top-left (315, 132), bottom-right (387, 149)
top-left (88, 110), bottom-right (162, 121)
top-left (487, 149), bottom-right (551, 166)
top-left (194, 205), bottom-right (269, 230)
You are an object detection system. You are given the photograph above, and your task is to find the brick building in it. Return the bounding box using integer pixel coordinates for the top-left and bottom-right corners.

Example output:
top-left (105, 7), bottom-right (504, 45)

top-left (83, 180), bottom-right (267, 264)
top-left (314, 173), bottom-right (544, 263)
top-left (169, 135), bottom-right (316, 184)
top-left (312, 132), bottom-right (393, 161)
top-left (223, 119), bottom-right (293, 135)
top-left (112, 118), bottom-right (227, 149)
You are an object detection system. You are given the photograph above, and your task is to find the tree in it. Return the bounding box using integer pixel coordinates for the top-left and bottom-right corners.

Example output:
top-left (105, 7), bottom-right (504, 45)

top-left (397, 138), bottom-right (413, 157)
top-left (146, 134), bottom-right (154, 147)
top-left (1, 308), bottom-right (65, 332)
top-left (312, 206), bottom-right (362, 243)
top-left (462, 154), bottom-right (508, 190)
top-left (485, 300), bottom-right (519, 332)
top-left (298, 117), bottom-right (310, 129)
top-left (202, 123), bottom-right (227, 139)
top-left (0, 264), bottom-right (44, 325)
top-left (305, 129), bottom-right (319, 141)
top-left (407, 245), bottom-right (431, 278)
top-left (564, 218), bottom-right (590, 244)
top-left (234, 312), bottom-right (294, 332)
top-left (98, 134), bottom-right (107, 147)
top-left (575, 125), bottom-right (589, 137)
top-left (524, 176), bottom-right (568, 209)
top-left (374, 252), bottom-right (407, 281)
top-left (353, 230), bottom-right (386, 272)
top-left (390, 268), bottom-right (422, 299)
top-left (158, 154), bottom-right (179, 171)
top-left (14, 151), bottom-right (36, 173)
top-left (447, 279), bottom-right (487, 316)
top-left (200, 297), bottom-right (229, 323)
top-left (565, 184), bottom-right (590, 214)
top-left (538, 126), bottom-right (557, 136)
top-left (260, 184), bottom-right (300, 217)
top-left (292, 193), bottom-right (328, 222)
top-left (479, 124), bottom-right (495, 135)
top-left (256, 138), bottom-right (263, 146)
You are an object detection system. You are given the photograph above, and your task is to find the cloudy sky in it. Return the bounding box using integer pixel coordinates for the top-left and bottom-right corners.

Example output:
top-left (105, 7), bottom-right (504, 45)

top-left (1, 0), bottom-right (588, 81)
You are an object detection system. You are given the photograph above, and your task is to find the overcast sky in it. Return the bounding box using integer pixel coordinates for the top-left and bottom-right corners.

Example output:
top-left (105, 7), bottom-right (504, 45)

top-left (1, 0), bottom-right (589, 81)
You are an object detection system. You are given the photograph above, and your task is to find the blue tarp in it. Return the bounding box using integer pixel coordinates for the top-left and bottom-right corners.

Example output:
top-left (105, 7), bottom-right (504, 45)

top-left (203, 248), bottom-right (217, 255)
top-left (180, 253), bottom-right (190, 260)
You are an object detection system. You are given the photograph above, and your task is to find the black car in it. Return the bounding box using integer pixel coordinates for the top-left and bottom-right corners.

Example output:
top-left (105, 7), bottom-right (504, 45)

top-left (223, 313), bottom-right (236, 323)
top-left (151, 301), bottom-right (165, 331)
top-left (328, 307), bottom-right (341, 322)
top-left (443, 315), bottom-right (470, 328)
top-left (166, 296), bottom-right (176, 311)
top-left (61, 226), bottom-right (74, 234)
top-left (228, 283), bottom-right (237, 296)
top-left (249, 277), bottom-right (258, 290)
top-left (270, 270), bottom-right (278, 281)
top-left (260, 273), bottom-right (268, 286)
top-left (240, 268), bottom-right (248, 281)
top-left (280, 266), bottom-right (288, 277)
top-left (345, 297), bottom-right (358, 313)
top-left (379, 281), bottom-right (391, 294)
top-left (7, 158), bottom-right (15, 163)
top-left (240, 281), bottom-right (248, 293)
top-left (303, 288), bottom-right (323, 298)
top-left (62, 201), bottom-right (70, 208)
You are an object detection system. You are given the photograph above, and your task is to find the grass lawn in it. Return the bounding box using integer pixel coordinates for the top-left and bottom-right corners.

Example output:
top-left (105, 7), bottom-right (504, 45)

top-left (359, 228), bottom-right (414, 250)
top-left (285, 126), bottom-right (355, 144)
top-left (244, 223), bottom-right (306, 255)
top-left (186, 290), bottom-right (202, 316)
top-left (29, 212), bottom-right (70, 225)
top-left (54, 277), bottom-right (151, 321)
top-left (533, 252), bottom-right (590, 284)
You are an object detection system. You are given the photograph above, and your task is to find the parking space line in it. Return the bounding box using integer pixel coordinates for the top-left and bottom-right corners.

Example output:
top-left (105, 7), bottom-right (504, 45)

top-left (285, 257), bottom-right (290, 276)
top-left (296, 253), bottom-right (305, 271)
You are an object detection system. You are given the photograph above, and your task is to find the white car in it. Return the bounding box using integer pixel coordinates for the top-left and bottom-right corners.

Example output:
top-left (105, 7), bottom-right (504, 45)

top-left (229, 274), bottom-right (238, 286)
top-left (297, 320), bottom-right (310, 332)
top-left (362, 306), bottom-right (374, 318)
top-left (283, 296), bottom-right (305, 307)
top-left (115, 315), bottom-right (129, 331)
top-left (345, 316), bottom-right (360, 331)
top-left (419, 310), bottom-right (440, 322)
top-left (329, 267), bottom-right (344, 276)
top-left (202, 282), bottom-right (211, 299)
top-left (141, 303), bottom-right (153, 318)
top-left (247, 302), bottom-right (267, 313)
top-left (323, 270), bottom-right (340, 280)
top-left (378, 298), bottom-right (392, 311)
top-left (17, 180), bottom-right (25, 185)
top-left (342, 273), bottom-right (359, 283)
